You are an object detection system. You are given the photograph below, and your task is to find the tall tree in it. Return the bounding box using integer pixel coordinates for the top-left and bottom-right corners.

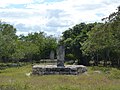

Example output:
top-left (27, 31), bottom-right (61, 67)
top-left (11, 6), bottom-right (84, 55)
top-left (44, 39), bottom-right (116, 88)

top-left (0, 22), bottom-right (17, 62)
top-left (82, 6), bottom-right (120, 67)
top-left (61, 23), bottom-right (95, 65)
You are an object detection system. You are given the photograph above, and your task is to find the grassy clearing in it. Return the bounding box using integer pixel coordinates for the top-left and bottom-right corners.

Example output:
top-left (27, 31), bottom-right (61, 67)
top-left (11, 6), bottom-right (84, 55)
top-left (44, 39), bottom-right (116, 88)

top-left (0, 64), bottom-right (120, 90)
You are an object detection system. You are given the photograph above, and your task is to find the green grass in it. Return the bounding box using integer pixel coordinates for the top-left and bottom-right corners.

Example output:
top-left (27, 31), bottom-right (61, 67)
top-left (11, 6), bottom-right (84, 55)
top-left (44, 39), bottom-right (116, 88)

top-left (0, 64), bottom-right (120, 90)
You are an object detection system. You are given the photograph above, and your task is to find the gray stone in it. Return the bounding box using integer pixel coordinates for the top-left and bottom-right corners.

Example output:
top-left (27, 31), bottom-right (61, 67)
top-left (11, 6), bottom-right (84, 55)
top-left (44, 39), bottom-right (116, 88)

top-left (57, 45), bottom-right (65, 67)
top-left (32, 65), bottom-right (87, 75)
top-left (50, 50), bottom-right (54, 60)
top-left (94, 71), bottom-right (101, 74)
top-left (32, 45), bottom-right (87, 75)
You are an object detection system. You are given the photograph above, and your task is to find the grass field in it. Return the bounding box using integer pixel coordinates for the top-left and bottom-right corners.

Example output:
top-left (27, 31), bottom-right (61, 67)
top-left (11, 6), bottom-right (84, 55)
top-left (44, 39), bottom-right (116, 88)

top-left (0, 64), bottom-right (120, 90)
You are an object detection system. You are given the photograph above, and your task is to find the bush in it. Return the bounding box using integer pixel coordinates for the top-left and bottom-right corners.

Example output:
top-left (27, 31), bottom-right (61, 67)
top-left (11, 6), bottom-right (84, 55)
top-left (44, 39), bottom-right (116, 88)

top-left (65, 54), bottom-right (75, 61)
top-left (0, 63), bottom-right (27, 70)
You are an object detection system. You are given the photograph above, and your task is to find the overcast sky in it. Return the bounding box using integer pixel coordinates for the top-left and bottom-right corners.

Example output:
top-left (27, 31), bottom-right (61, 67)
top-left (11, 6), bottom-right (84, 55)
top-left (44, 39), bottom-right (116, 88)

top-left (0, 0), bottom-right (119, 36)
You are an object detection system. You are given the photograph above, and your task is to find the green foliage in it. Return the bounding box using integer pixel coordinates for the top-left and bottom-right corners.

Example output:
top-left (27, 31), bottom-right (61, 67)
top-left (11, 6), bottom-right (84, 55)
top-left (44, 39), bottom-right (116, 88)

top-left (0, 22), bottom-right (17, 62)
top-left (81, 6), bottom-right (120, 67)
top-left (61, 23), bottom-right (95, 65)
top-left (0, 21), bottom-right (57, 63)
top-left (20, 32), bottom-right (57, 60)
top-left (59, 6), bottom-right (120, 67)
top-left (66, 53), bottom-right (75, 60)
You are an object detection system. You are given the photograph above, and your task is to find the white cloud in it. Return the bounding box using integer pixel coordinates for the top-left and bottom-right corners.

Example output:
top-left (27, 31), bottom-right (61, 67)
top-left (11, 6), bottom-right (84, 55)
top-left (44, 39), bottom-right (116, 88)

top-left (16, 31), bottom-right (29, 36)
top-left (0, 0), bottom-right (120, 36)
top-left (1, 0), bottom-right (33, 4)
top-left (0, 0), bottom-right (33, 8)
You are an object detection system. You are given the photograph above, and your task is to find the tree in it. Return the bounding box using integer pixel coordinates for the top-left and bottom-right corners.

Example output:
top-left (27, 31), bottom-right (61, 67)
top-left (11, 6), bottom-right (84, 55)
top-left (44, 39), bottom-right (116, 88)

top-left (41, 35), bottom-right (57, 59)
top-left (19, 32), bottom-right (57, 61)
top-left (0, 22), bottom-right (17, 62)
top-left (82, 6), bottom-right (120, 67)
top-left (61, 23), bottom-right (95, 65)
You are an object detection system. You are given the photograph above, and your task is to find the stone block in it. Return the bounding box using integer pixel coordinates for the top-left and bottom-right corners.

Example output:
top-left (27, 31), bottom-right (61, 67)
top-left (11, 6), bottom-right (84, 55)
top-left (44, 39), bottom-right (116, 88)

top-left (32, 65), bottom-right (87, 75)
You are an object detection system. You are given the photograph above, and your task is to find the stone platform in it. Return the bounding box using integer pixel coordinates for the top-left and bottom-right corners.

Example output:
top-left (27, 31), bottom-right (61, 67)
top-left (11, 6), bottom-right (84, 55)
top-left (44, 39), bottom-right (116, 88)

top-left (32, 65), bottom-right (87, 75)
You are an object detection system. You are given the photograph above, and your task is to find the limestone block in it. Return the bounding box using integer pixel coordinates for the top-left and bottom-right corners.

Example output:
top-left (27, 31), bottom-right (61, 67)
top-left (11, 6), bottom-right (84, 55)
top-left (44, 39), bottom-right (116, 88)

top-left (32, 65), bottom-right (87, 75)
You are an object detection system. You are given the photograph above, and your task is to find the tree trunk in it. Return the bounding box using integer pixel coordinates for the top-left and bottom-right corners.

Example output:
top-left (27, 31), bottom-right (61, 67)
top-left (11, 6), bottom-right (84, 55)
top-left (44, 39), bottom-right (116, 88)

top-left (94, 54), bottom-right (98, 66)
top-left (118, 59), bottom-right (120, 68)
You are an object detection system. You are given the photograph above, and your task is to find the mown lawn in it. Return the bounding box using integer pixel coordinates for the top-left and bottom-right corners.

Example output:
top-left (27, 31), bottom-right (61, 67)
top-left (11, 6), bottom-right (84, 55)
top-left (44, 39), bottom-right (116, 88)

top-left (0, 64), bottom-right (120, 90)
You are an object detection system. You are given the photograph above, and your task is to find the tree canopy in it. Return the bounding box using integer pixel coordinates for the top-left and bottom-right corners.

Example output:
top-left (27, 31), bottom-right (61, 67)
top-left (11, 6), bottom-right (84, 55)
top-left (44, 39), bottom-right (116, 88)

top-left (61, 6), bottom-right (120, 67)
top-left (0, 22), bottom-right (57, 63)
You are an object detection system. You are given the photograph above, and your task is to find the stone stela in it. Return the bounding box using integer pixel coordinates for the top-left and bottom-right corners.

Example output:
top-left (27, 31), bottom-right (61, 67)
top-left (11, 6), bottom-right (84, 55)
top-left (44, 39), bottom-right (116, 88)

top-left (32, 45), bottom-right (87, 75)
top-left (57, 45), bottom-right (65, 67)
top-left (50, 50), bottom-right (54, 60)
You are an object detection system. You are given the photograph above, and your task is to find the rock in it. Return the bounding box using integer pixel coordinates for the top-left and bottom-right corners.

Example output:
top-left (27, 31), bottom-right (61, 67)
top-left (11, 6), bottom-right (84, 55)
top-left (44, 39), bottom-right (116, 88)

top-left (57, 45), bottom-right (65, 67)
top-left (32, 45), bottom-right (87, 75)
top-left (32, 65), bottom-right (87, 75)
top-left (25, 72), bottom-right (32, 77)
top-left (105, 71), bottom-right (111, 74)
top-left (94, 71), bottom-right (101, 74)
top-left (83, 72), bottom-right (89, 76)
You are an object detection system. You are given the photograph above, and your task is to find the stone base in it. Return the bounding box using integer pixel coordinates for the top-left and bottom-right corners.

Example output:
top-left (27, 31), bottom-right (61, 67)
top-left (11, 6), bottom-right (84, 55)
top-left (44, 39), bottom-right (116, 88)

top-left (32, 65), bottom-right (87, 75)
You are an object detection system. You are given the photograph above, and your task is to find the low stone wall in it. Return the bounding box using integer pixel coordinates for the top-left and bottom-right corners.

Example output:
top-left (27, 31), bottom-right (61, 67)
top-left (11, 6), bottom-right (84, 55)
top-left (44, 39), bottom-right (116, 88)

top-left (32, 65), bottom-right (87, 75)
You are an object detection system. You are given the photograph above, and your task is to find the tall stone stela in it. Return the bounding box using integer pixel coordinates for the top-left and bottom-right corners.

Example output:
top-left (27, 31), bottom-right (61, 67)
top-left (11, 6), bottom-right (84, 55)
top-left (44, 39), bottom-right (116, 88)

top-left (57, 45), bottom-right (65, 67)
top-left (50, 50), bottom-right (54, 60)
top-left (32, 45), bottom-right (87, 75)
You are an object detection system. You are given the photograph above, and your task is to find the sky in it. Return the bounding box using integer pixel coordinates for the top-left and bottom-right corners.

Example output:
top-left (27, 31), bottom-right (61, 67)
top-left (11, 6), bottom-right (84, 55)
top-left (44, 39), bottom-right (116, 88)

top-left (0, 0), bottom-right (120, 36)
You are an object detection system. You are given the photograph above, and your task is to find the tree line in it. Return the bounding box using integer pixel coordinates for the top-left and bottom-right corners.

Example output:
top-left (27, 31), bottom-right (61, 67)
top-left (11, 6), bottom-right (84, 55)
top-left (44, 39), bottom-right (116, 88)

top-left (60, 6), bottom-right (120, 67)
top-left (0, 6), bottom-right (120, 68)
top-left (0, 22), bottom-right (57, 63)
